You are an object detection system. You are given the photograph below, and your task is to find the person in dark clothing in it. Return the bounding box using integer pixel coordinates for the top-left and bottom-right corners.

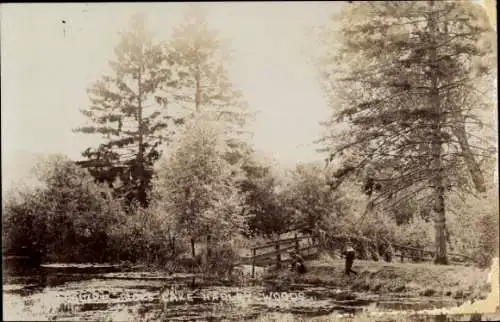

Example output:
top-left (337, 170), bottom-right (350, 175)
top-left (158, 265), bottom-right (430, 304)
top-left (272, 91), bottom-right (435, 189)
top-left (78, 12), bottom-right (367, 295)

top-left (343, 241), bottom-right (357, 276)
top-left (290, 252), bottom-right (307, 274)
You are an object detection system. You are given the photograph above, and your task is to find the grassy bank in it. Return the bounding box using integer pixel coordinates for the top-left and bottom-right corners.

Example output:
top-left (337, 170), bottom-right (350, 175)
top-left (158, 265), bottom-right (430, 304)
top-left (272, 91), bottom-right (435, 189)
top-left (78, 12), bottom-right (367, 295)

top-left (263, 253), bottom-right (491, 302)
top-left (251, 312), bottom-right (500, 322)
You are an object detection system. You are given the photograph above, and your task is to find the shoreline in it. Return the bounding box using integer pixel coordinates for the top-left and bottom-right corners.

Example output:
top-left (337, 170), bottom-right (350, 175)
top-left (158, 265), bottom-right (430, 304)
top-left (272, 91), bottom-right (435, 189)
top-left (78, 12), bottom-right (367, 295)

top-left (262, 256), bottom-right (494, 305)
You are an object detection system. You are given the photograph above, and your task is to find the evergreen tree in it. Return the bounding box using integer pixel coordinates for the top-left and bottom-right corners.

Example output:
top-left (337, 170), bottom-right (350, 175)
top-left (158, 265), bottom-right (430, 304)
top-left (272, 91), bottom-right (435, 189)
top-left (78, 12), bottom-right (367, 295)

top-left (317, 1), bottom-right (496, 264)
top-left (75, 14), bottom-right (175, 207)
top-left (165, 5), bottom-right (254, 166)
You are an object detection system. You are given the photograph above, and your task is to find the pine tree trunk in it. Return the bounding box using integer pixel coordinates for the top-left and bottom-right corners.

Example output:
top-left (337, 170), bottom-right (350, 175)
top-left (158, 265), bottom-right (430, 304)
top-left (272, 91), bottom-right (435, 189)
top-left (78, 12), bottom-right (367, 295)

top-left (433, 186), bottom-right (448, 265)
top-left (429, 0), bottom-right (448, 265)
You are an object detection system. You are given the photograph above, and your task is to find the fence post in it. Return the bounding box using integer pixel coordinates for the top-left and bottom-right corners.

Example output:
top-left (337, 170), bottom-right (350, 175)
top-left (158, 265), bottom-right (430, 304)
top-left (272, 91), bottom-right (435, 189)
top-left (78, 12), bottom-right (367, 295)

top-left (295, 233), bottom-right (299, 253)
top-left (252, 248), bottom-right (256, 279)
top-left (400, 249), bottom-right (404, 263)
top-left (276, 235), bottom-right (281, 269)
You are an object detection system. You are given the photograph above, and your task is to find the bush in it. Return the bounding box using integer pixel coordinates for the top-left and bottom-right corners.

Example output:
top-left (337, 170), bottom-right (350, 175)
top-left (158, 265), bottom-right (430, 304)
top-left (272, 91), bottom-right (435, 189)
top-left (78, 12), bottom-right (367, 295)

top-left (106, 206), bottom-right (186, 265)
top-left (2, 190), bottom-right (47, 261)
top-left (476, 211), bottom-right (499, 268)
top-left (393, 215), bottom-right (434, 249)
top-left (207, 240), bottom-right (240, 275)
top-left (2, 155), bottom-right (125, 263)
top-left (447, 187), bottom-right (499, 267)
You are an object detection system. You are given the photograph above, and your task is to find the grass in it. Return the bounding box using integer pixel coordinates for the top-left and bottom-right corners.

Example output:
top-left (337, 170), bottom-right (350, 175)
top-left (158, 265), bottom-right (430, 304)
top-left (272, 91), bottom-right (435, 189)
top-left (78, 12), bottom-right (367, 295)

top-left (256, 255), bottom-right (500, 321)
top-left (263, 252), bottom-right (491, 302)
top-left (251, 312), bottom-right (500, 322)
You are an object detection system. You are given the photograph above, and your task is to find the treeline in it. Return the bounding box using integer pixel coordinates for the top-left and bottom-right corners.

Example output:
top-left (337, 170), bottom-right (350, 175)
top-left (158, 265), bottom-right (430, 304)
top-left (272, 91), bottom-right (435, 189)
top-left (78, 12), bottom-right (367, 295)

top-left (3, 149), bottom-right (497, 268)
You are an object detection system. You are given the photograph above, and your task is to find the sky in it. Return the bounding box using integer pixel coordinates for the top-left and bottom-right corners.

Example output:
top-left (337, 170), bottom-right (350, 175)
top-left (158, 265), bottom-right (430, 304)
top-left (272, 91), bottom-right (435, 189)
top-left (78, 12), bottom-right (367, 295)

top-left (1, 2), bottom-right (343, 189)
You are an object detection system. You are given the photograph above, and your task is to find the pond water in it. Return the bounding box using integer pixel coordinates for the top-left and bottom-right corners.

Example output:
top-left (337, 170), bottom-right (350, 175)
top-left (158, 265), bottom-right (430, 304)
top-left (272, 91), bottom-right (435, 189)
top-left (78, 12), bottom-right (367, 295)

top-left (3, 263), bottom-right (462, 321)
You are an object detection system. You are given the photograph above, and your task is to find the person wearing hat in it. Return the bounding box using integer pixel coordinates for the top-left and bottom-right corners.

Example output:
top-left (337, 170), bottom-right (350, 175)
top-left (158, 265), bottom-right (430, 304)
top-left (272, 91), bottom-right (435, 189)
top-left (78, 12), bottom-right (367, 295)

top-left (343, 240), bottom-right (357, 276)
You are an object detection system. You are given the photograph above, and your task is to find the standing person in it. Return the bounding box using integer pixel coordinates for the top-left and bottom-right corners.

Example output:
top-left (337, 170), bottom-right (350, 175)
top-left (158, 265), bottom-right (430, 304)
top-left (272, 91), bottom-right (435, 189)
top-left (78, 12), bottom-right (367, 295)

top-left (343, 241), bottom-right (358, 276)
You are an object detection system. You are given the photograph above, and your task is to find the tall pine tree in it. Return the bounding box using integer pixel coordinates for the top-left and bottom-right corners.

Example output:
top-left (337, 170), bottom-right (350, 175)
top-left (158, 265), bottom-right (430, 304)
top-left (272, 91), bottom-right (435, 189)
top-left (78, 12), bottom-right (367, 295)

top-left (317, 1), bottom-right (496, 264)
top-left (164, 5), bottom-right (254, 166)
top-left (75, 14), bottom-right (175, 207)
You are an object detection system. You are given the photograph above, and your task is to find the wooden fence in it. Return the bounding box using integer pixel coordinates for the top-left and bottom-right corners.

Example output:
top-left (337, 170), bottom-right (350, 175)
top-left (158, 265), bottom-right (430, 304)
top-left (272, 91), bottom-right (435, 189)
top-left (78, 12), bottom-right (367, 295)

top-left (391, 243), bottom-right (474, 264)
top-left (320, 231), bottom-right (474, 264)
top-left (245, 233), bottom-right (319, 278)
top-left (242, 230), bottom-right (475, 278)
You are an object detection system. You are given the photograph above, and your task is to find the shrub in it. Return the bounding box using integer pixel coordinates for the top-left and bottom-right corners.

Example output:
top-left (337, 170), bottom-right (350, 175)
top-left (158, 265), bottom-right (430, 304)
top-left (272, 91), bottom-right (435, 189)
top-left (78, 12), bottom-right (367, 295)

top-left (2, 155), bottom-right (125, 263)
top-left (447, 187), bottom-right (499, 267)
top-left (207, 240), bottom-right (240, 275)
top-left (106, 206), bottom-right (186, 265)
top-left (476, 210), bottom-right (499, 268)
top-left (393, 216), bottom-right (434, 249)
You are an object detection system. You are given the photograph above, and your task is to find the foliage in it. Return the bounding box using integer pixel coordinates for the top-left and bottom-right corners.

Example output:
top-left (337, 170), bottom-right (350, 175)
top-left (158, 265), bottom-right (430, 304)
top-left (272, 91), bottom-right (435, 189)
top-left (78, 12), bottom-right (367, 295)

top-left (165, 4), bottom-right (254, 166)
top-left (152, 117), bottom-right (246, 257)
top-left (393, 216), bottom-right (434, 249)
top-left (2, 155), bottom-right (187, 265)
top-left (281, 162), bottom-right (340, 235)
top-left (317, 1), bottom-right (496, 263)
top-left (447, 183), bottom-right (499, 267)
top-left (319, 0), bottom-right (496, 204)
top-left (239, 153), bottom-right (293, 237)
top-left (2, 155), bottom-right (125, 262)
top-left (74, 13), bottom-right (176, 207)
top-left (6, 3), bottom-right (495, 273)
top-left (106, 205), bottom-right (185, 265)
top-left (76, 6), bottom-right (254, 208)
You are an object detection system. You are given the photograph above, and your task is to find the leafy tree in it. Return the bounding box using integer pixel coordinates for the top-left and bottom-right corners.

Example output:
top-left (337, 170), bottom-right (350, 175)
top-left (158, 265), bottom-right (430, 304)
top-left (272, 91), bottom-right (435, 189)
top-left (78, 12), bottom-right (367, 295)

top-left (317, 1), bottom-right (496, 264)
top-left (2, 189), bottom-right (47, 260)
top-left (280, 162), bottom-right (339, 235)
top-left (75, 13), bottom-right (175, 207)
top-left (3, 155), bottom-right (125, 262)
top-left (165, 4), bottom-right (254, 166)
top-left (240, 153), bottom-right (292, 237)
top-left (152, 117), bottom-right (245, 259)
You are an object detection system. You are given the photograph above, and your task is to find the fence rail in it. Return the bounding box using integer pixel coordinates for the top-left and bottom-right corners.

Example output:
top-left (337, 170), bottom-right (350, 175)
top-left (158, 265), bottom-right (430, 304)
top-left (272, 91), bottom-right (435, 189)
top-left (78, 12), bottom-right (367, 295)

top-left (245, 232), bottom-right (318, 278)
top-left (243, 228), bottom-right (475, 278)
top-left (390, 243), bottom-right (474, 263)
top-left (251, 235), bottom-right (313, 251)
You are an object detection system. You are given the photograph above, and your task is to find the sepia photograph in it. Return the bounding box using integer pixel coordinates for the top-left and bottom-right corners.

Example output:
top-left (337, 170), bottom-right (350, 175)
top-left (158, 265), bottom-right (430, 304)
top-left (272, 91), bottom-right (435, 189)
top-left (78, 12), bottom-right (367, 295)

top-left (1, 1), bottom-right (499, 321)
